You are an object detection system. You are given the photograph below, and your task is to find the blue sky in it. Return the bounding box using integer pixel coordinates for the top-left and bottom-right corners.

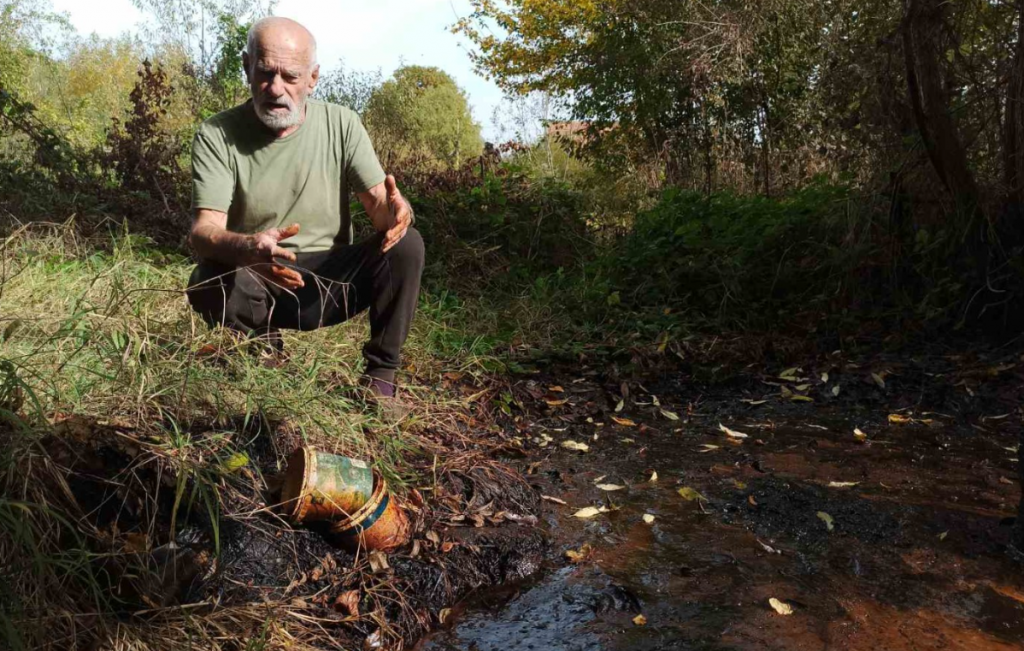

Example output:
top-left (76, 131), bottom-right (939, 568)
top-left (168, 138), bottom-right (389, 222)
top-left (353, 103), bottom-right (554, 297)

top-left (49, 0), bottom-right (509, 141)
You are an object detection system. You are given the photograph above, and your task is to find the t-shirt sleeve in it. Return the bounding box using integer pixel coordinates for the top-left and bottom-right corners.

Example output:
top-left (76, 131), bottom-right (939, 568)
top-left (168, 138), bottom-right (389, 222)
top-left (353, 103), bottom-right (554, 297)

top-left (191, 125), bottom-right (234, 213)
top-left (343, 112), bottom-right (386, 194)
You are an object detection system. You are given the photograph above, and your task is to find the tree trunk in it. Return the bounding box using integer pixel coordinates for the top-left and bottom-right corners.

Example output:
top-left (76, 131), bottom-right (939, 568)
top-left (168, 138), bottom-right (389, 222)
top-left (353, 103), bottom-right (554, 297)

top-left (901, 0), bottom-right (980, 214)
top-left (1003, 1), bottom-right (1024, 209)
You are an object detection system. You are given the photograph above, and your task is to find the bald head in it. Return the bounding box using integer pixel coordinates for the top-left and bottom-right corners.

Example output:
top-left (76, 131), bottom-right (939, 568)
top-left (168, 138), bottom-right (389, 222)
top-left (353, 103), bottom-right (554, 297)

top-left (246, 16), bottom-right (317, 69)
top-left (243, 17), bottom-right (320, 135)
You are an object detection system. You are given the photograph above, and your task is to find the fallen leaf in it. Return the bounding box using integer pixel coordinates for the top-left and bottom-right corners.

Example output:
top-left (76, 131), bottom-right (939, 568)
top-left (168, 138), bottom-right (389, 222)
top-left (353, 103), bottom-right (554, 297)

top-left (794, 383), bottom-right (811, 392)
top-left (597, 483), bottom-right (626, 491)
top-left (648, 470), bottom-right (658, 482)
top-left (748, 494), bottom-right (758, 506)
top-left (719, 423), bottom-right (749, 439)
top-left (821, 372), bottom-right (829, 383)
top-left (1000, 476), bottom-right (1014, 485)
top-left (549, 385), bottom-right (564, 393)
top-left (368, 551), bottom-right (389, 573)
top-left (542, 495), bottom-right (568, 505)
top-left (741, 399), bottom-right (768, 405)
top-left (733, 480), bottom-right (747, 489)
top-left (545, 398), bottom-right (569, 407)
top-left (440, 541), bottom-right (456, 553)
top-left (573, 506), bottom-right (610, 519)
top-left (678, 486), bottom-right (707, 502)
top-left (888, 413), bottom-right (912, 425)
top-left (828, 481), bottom-right (859, 488)
top-left (757, 539), bottom-right (781, 554)
top-left (633, 614), bottom-right (647, 626)
top-left (439, 608), bottom-right (453, 625)
top-left (832, 385), bottom-right (841, 397)
top-left (615, 399), bottom-right (625, 413)
top-left (871, 372), bottom-right (886, 389)
top-left (779, 367), bottom-right (799, 380)
top-left (611, 416), bottom-right (637, 427)
top-left (700, 444), bottom-right (720, 452)
top-left (334, 590), bottom-right (360, 617)
top-left (938, 531), bottom-right (948, 541)
top-left (426, 530), bottom-right (441, 544)
top-left (561, 440), bottom-right (590, 452)
top-left (221, 452), bottom-right (249, 473)
top-left (643, 514), bottom-right (656, 524)
top-left (565, 543), bottom-right (593, 563)
top-left (817, 511), bottom-right (835, 531)
top-left (853, 428), bottom-right (867, 442)
top-left (769, 598), bottom-right (794, 615)
top-left (661, 409), bottom-right (680, 421)
top-left (790, 395), bottom-right (814, 402)
top-left (594, 475), bottom-right (607, 483)
top-left (364, 628), bottom-right (383, 650)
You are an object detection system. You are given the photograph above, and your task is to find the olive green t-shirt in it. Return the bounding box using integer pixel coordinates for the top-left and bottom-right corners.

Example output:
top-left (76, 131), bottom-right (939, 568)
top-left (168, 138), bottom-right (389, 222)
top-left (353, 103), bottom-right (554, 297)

top-left (191, 99), bottom-right (386, 253)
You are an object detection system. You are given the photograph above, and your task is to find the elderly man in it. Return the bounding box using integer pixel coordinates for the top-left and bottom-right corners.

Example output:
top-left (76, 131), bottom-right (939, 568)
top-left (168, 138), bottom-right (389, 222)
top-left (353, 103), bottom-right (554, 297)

top-left (186, 17), bottom-right (423, 405)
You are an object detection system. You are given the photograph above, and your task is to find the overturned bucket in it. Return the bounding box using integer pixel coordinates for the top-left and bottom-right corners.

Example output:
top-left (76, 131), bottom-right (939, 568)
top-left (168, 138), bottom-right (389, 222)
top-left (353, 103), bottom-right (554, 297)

top-left (280, 446), bottom-right (375, 523)
top-left (329, 471), bottom-right (410, 553)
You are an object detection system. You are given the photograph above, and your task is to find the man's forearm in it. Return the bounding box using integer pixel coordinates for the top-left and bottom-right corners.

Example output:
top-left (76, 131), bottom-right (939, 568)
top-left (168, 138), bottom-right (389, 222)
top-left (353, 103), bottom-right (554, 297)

top-left (190, 223), bottom-right (255, 266)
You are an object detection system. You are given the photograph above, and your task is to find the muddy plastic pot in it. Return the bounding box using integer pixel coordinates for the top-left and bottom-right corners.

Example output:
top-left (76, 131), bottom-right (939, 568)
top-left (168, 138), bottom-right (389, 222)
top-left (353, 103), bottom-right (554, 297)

top-left (329, 471), bottom-right (410, 553)
top-left (280, 446), bottom-right (375, 523)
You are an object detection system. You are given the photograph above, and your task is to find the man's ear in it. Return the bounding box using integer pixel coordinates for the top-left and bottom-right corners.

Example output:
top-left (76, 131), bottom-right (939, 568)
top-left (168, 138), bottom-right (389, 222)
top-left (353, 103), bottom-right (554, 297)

top-left (242, 52), bottom-right (251, 83)
top-left (309, 64), bottom-right (320, 91)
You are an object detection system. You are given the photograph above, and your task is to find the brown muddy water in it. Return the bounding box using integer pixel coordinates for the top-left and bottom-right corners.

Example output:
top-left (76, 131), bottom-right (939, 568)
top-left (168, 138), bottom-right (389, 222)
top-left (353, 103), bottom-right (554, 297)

top-left (422, 352), bottom-right (1024, 650)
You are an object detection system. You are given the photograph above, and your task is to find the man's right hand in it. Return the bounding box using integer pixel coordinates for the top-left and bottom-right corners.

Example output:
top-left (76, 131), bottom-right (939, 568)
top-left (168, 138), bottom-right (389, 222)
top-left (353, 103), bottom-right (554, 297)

top-left (248, 223), bottom-right (305, 290)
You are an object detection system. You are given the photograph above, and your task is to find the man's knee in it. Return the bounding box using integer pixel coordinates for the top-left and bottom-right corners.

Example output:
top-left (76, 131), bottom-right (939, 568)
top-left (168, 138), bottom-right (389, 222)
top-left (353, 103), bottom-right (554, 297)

top-left (388, 227), bottom-right (424, 276)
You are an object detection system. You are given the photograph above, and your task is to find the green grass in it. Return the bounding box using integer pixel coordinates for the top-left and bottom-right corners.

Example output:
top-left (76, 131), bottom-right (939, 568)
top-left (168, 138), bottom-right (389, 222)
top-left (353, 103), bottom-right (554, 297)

top-left (0, 222), bottom-right (539, 650)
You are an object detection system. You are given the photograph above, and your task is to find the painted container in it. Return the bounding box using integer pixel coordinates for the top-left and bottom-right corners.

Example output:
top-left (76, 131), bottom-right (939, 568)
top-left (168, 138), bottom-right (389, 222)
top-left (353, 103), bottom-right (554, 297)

top-left (329, 470), bottom-right (411, 553)
top-left (280, 446), bottom-right (375, 523)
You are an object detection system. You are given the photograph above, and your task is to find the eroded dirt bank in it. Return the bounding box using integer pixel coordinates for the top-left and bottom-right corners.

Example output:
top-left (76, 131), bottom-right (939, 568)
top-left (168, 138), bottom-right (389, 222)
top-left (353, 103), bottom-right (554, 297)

top-left (424, 344), bottom-right (1024, 650)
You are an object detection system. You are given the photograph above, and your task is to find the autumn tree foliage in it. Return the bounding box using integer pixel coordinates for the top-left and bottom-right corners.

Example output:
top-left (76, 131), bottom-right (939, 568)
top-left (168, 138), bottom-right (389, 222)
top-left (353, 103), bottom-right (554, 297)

top-left (455, 0), bottom-right (1024, 228)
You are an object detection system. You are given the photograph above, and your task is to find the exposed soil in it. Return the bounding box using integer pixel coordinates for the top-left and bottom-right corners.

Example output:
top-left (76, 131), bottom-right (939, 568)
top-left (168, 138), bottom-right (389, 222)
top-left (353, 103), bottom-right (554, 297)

top-left (19, 410), bottom-right (546, 649)
top-left (422, 343), bottom-right (1024, 650)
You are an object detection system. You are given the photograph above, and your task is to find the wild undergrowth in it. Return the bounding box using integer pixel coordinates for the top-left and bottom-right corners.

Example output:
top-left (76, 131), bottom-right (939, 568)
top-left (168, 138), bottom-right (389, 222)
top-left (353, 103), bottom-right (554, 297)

top-left (0, 222), bottom-right (530, 650)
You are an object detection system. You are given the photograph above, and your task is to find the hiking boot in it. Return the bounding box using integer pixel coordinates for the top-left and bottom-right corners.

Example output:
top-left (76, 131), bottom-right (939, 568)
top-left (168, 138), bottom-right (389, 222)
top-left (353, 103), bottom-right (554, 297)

top-left (364, 376), bottom-right (413, 423)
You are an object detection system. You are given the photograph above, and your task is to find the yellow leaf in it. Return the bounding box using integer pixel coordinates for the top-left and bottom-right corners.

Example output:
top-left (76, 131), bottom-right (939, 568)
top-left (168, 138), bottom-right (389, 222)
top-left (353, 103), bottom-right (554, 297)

top-left (611, 416), bottom-right (636, 427)
top-left (790, 395), bottom-right (814, 402)
top-left (661, 409), bottom-right (679, 421)
top-left (573, 506), bottom-right (609, 519)
top-left (545, 398), bottom-right (569, 406)
top-left (794, 384), bottom-right (811, 391)
top-left (561, 440), bottom-right (589, 452)
top-left (565, 543), bottom-right (593, 563)
top-left (549, 385), bottom-right (564, 393)
top-left (642, 514), bottom-right (656, 524)
top-left (871, 372), bottom-right (886, 389)
top-left (596, 483), bottom-right (625, 491)
top-left (719, 423), bottom-right (749, 439)
top-left (888, 413), bottom-right (912, 425)
top-left (769, 598), bottom-right (794, 615)
top-left (678, 486), bottom-right (706, 502)
top-left (832, 385), bottom-right (841, 396)
top-left (828, 481), bottom-right (859, 488)
top-left (817, 511), bottom-right (834, 531)
top-left (853, 428), bottom-right (867, 442)
top-left (779, 367), bottom-right (799, 380)
top-left (221, 452), bottom-right (249, 473)
top-left (632, 614), bottom-right (647, 626)
top-left (648, 470), bottom-right (658, 482)
top-left (615, 399), bottom-right (625, 412)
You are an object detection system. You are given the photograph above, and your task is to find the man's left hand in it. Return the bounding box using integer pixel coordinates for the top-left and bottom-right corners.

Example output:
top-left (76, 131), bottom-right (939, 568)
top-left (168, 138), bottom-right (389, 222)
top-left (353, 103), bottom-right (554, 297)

top-left (382, 174), bottom-right (413, 253)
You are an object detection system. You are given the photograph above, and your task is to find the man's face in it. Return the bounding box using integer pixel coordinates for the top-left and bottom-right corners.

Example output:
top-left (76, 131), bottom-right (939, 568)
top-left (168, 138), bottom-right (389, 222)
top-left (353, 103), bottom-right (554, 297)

top-left (244, 41), bottom-right (319, 132)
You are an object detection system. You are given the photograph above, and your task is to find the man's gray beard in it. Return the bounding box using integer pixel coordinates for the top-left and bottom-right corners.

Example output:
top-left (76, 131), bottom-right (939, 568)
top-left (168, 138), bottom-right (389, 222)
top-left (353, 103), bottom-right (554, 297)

top-left (254, 97), bottom-right (305, 130)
